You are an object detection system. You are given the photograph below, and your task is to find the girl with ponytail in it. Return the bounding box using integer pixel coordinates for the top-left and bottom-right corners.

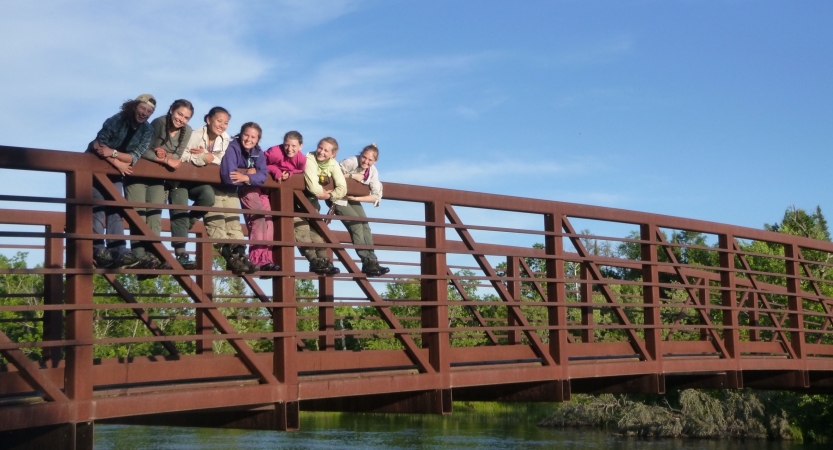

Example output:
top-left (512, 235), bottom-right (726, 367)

top-left (336, 143), bottom-right (389, 276)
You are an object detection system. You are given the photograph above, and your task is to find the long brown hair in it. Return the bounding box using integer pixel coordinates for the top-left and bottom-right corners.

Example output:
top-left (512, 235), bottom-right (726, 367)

top-left (162, 99), bottom-right (194, 154)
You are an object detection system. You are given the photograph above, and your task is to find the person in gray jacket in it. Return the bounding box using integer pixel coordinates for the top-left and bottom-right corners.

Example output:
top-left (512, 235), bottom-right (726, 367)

top-left (87, 94), bottom-right (156, 269)
top-left (125, 99), bottom-right (195, 273)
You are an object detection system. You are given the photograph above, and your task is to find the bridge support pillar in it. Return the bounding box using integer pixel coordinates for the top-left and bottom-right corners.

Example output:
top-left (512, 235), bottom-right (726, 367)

top-left (0, 421), bottom-right (93, 450)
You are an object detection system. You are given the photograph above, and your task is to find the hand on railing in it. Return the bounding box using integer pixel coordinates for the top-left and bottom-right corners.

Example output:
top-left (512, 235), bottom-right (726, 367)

top-left (112, 158), bottom-right (133, 176)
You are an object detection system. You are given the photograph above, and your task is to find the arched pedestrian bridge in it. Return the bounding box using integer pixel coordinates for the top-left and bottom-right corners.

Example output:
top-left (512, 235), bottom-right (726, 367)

top-left (1, 146), bottom-right (833, 449)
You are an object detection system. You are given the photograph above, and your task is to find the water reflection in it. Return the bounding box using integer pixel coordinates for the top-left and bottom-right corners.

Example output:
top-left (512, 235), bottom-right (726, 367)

top-left (95, 408), bottom-right (824, 450)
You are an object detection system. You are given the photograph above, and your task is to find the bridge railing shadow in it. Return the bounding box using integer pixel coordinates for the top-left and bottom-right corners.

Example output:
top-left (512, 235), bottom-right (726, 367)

top-left (1, 144), bottom-right (833, 432)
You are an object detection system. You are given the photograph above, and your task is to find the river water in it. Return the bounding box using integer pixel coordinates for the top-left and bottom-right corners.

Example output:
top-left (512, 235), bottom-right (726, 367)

top-left (94, 406), bottom-right (826, 449)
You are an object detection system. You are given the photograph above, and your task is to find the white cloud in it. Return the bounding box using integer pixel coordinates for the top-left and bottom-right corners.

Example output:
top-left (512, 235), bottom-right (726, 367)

top-left (0, 0), bottom-right (362, 150)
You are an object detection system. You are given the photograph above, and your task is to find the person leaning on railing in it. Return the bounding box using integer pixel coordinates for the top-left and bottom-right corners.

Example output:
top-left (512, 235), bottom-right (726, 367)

top-left (124, 99), bottom-right (195, 276)
top-left (297, 137), bottom-right (345, 276)
top-left (218, 122), bottom-right (265, 275)
top-left (182, 107), bottom-right (240, 269)
top-left (247, 130), bottom-right (307, 279)
top-left (336, 143), bottom-right (389, 277)
top-left (86, 93), bottom-right (156, 270)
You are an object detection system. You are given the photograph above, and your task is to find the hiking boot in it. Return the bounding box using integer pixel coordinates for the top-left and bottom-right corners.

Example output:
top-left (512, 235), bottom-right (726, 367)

top-left (243, 258), bottom-right (259, 275)
top-left (258, 263), bottom-right (281, 279)
top-left (94, 249), bottom-right (115, 269)
top-left (309, 258), bottom-right (329, 275)
top-left (226, 254), bottom-right (249, 275)
top-left (175, 252), bottom-right (197, 270)
top-left (324, 260), bottom-right (340, 276)
top-left (135, 254), bottom-right (159, 281)
top-left (362, 260), bottom-right (387, 277)
top-left (113, 251), bottom-right (140, 268)
top-left (189, 216), bottom-right (200, 230)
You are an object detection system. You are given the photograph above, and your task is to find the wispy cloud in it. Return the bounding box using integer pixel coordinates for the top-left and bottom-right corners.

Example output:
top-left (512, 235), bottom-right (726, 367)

top-left (0, 0), bottom-right (362, 149)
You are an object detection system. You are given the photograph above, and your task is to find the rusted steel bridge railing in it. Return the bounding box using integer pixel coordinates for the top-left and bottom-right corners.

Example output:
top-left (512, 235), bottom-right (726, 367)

top-left (2, 145), bottom-right (833, 446)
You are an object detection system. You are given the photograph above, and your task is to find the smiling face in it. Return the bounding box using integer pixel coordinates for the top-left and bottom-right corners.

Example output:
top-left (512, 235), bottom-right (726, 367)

top-left (240, 126), bottom-right (260, 150)
top-left (135, 103), bottom-right (155, 124)
top-left (315, 141), bottom-right (335, 161)
top-left (359, 150), bottom-right (377, 170)
top-left (170, 106), bottom-right (192, 129)
top-left (283, 138), bottom-right (302, 158)
top-left (206, 112), bottom-right (229, 137)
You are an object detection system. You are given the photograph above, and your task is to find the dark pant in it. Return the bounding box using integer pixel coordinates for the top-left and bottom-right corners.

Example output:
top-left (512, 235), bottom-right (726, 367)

top-left (92, 175), bottom-right (127, 257)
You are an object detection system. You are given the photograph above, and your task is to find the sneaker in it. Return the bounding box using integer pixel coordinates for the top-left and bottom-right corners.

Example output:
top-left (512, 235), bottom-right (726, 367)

top-left (226, 255), bottom-right (249, 275)
top-left (113, 251), bottom-right (140, 268)
top-left (309, 258), bottom-right (329, 275)
top-left (176, 253), bottom-right (197, 270)
top-left (93, 249), bottom-right (115, 269)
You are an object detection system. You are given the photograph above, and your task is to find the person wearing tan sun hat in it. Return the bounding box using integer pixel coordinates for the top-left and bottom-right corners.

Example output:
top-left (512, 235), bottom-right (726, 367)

top-left (86, 94), bottom-right (156, 269)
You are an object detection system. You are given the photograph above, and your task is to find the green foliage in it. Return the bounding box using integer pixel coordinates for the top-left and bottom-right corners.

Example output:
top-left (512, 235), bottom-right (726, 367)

top-left (0, 252), bottom-right (44, 362)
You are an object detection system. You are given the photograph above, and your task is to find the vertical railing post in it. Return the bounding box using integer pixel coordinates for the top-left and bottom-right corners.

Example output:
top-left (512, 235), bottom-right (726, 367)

top-left (580, 264), bottom-right (593, 343)
top-left (42, 218), bottom-right (65, 368)
top-left (784, 244), bottom-right (806, 360)
top-left (747, 291), bottom-right (759, 342)
top-left (422, 202), bottom-right (449, 378)
top-left (640, 224), bottom-right (663, 363)
top-left (65, 171), bottom-right (94, 417)
top-left (505, 256), bottom-right (521, 345)
top-left (271, 187), bottom-right (297, 388)
top-left (698, 279), bottom-right (710, 341)
top-left (318, 270), bottom-right (335, 351)
top-left (545, 213), bottom-right (568, 368)
top-left (195, 227), bottom-right (213, 354)
top-left (719, 234), bottom-right (741, 386)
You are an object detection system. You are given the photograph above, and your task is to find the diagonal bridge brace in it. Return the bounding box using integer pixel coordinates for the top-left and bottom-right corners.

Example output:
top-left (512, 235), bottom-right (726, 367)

top-left (654, 231), bottom-right (730, 356)
top-left (444, 205), bottom-right (556, 366)
top-left (446, 268), bottom-right (500, 345)
top-left (560, 217), bottom-right (651, 361)
top-left (94, 173), bottom-right (278, 384)
top-left (732, 241), bottom-right (797, 358)
top-left (296, 193), bottom-right (435, 373)
top-left (796, 253), bottom-right (833, 344)
top-left (101, 273), bottom-right (179, 356)
top-left (515, 257), bottom-right (575, 344)
top-left (0, 330), bottom-right (68, 402)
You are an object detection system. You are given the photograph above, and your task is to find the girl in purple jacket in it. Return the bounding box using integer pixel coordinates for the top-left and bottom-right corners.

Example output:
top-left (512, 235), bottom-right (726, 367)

top-left (219, 122), bottom-right (266, 274)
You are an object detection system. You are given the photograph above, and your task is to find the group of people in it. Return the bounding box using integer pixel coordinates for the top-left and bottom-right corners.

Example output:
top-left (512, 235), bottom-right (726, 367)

top-left (88, 93), bottom-right (390, 279)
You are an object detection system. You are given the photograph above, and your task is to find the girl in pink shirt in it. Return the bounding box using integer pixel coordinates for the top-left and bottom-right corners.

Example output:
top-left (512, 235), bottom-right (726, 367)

top-left (247, 131), bottom-right (306, 277)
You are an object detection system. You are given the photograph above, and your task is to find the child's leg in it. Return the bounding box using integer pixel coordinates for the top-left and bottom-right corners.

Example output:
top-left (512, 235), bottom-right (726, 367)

top-left (294, 217), bottom-right (317, 261)
top-left (205, 186), bottom-right (229, 241)
top-left (240, 188), bottom-right (272, 266)
top-left (124, 180), bottom-right (149, 257)
top-left (336, 202), bottom-right (376, 262)
top-left (168, 182), bottom-right (189, 255)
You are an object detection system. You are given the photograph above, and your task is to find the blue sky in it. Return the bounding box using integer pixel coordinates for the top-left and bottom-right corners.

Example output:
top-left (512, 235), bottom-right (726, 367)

top-left (1, 0), bottom-right (832, 255)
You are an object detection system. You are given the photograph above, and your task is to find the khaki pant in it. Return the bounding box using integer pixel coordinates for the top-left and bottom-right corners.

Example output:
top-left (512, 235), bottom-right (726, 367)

top-left (204, 186), bottom-right (243, 242)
